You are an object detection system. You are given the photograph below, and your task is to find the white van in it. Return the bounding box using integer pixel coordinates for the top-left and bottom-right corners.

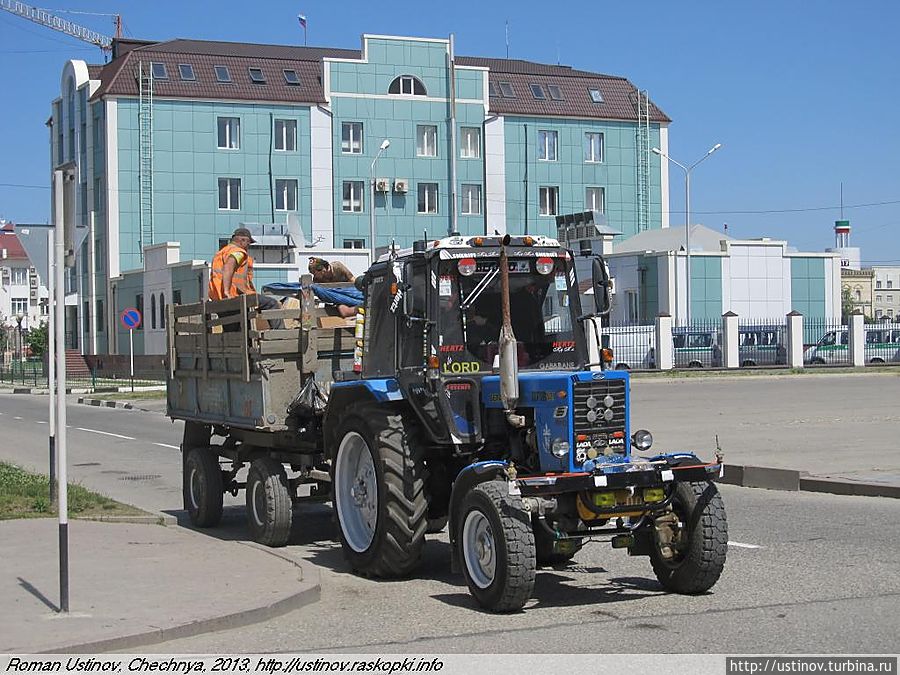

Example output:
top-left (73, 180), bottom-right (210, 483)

top-left (804, 327), bottom-right (900, 364)
top-left (603, 325), bottom-right (656, 370)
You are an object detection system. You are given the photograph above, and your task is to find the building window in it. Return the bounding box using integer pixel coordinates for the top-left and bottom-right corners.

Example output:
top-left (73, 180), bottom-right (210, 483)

top-left (547, 85), bottom-right (563, 101)
top-left (626, 291), bottom-right (639, 324)
top-left (876, 309), bottom-right (883, 319)
top-left (11, 268), bottom-right (28, 285)
top-left (342, 181), bottom-right (364, 213)
top-left (889, 280), bottom-right (894, 289)
top-left (159, 294), bottom-right (166, 329)
top-left (341, 122), bottom-right (363, 154)
top-left (530, 84), bottom-right (546, 100)
top-left (877, 280), bottom-right (883, 289)
top-left (96, 237), bottom-right (105, 273)
top-left (248, 67), bottom-right (266, 84)
top-left (877, 295), bottom-right (883, 303)
top-left (135, 294), bottom-right (143, 331)
top-left (460, 127), bottom-right (481, 159)
top-left (855, 290), bottom-right (862, 301)
top-left (538, 130), bottom-right (557, 161)
top-left (283, 69), bottom-right (300, 85)
top-left (83, 301), bottom-right (90, 334)
top-left (217, 117), bottom-right (240, 149)
top-left (461, 184), bottom-right (482, 215)
top-left (585, 186), bottom-right (605, 213)
top-left (178, 63), bottom-right (195, 81)
top-left (275, 179), bottom-right (298, 211)
top-left (173, 289), bottom-right (182, 305)
top-left (889, 295), bottom-right (894, 303)
top-left (11, 297), bottom-right (28, 316)
top-left (389, 75), bottom-right (426, 96)
top-left (274, 119), bottom-right (297, 151)
top-left (539, 186), bottom-right (559, 216)
top-left (150, 62), bottom-right (168, 80)
top-left (585, 132), bottom-right (604, 163)
top-left (214, 65), bottom-right (232, 83)
top-left (343, 239), bottom-right (365, 249)
top-left (151, 294), bottom-right (157, 330)
top-left (417, 125), bottom-right (437, 157)
top-left (218, 178), bottom-right (241, 210)
top-left (498, 81), bottom-right (515, 98)
top-left (890, 309), bottom-right (895, 318)
top-left (588, 88), bottom-right (604, 103)
top-left (418, 183), bottom-right (438, 214)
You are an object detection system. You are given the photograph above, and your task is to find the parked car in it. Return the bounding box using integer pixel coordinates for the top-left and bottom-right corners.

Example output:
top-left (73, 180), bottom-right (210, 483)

top-left (673, 327), bottom-right (722, 368)
top-left (738, 325), bottom-right (786, 367)
top-left (804, 327), bottom-right (900, 364)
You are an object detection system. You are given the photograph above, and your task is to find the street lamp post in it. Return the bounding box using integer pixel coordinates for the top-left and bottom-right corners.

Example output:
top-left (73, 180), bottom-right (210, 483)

top-left (369, 139), bottom-right (391, 264)
top-left (652, 143), bottom-right (722, 326)
top-left (15, 313), bottom-right (24, 363)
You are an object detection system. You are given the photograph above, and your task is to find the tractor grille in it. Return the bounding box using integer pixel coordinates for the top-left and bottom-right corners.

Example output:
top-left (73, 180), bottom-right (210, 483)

top-left (572, 378), bottom-right (627, 459)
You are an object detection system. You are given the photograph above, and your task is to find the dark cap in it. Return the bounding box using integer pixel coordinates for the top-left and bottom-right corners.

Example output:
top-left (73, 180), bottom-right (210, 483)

top-left (232, 227), bottom-right (256, 243)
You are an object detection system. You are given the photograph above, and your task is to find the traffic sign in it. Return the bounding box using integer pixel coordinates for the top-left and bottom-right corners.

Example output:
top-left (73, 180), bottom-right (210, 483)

top-left (120, 307), bottom-right (142, 330)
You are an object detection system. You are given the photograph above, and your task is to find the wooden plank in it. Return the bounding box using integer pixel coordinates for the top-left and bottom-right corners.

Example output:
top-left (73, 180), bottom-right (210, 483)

top-left (201, 300), bottom-right (209, 380)
top-left (167, 303), bottom-right (177, 378)
top-left (174, 321), bottom-right (205, 334)
top-left (249, 309), bottom-right (303, 321)
top-left (253, 340), bottom-right (306, 356)
top-left (241, 294), bottom-right (250, 383)
top-left (208, 295), bottom-right (258, 313)
top-left (174, 369), bottom-right (248, 381)
top-left (174, 301), bottom-right (204, 318)
top-left (250, 329), bottom-right (304, 341)
top-left (208, 314), bottom-right (247, 328)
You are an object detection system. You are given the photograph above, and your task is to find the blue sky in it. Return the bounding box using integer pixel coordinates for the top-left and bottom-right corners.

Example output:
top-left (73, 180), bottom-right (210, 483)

top-left (1, 1), bottom-right (898, 263)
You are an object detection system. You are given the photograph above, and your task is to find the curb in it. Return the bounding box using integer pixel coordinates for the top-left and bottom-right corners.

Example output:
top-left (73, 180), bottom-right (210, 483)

top-left (76, 397), bottom-right (161, 414)
top-left (720, 464), bottom-right (900, 499)
top-left (43, 545), bottom-right (321, 654)
top-left (75, 512), bottom-right (178, 526)
top-left (1, 387), bottom-right (92, 395)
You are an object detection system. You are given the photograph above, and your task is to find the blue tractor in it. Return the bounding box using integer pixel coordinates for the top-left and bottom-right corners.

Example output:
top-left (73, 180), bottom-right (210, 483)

top-left (323, 234), bottom-right (727, 611)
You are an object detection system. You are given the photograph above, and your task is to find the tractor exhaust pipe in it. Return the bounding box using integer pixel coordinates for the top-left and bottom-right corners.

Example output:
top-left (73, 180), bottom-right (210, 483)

top-left (499, 235), bottom-right (524, 428)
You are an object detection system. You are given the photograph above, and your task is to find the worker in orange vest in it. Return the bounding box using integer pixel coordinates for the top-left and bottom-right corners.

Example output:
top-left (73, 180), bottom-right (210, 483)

top-left (208, 227), bottom-right (283, 329)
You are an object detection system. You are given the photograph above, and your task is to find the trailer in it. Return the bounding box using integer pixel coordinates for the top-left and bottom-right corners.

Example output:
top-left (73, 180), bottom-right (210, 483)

top-left (167, 237), bottom-right (728, 612)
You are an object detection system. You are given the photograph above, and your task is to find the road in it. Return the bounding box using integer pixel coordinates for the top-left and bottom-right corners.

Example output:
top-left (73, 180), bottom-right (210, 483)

top-left (1, 373), bottom-right (899, 653)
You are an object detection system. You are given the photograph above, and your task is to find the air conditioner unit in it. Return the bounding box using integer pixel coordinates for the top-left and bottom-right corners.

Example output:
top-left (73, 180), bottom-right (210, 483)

top-left (393, 179), bottom-right (409, 194)
top-left (375, 178), bottom-right (390, 193)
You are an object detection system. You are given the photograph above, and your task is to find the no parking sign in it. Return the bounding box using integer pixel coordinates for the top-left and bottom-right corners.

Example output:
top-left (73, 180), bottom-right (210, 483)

top-left (119, 307), bottom-right (142, 330)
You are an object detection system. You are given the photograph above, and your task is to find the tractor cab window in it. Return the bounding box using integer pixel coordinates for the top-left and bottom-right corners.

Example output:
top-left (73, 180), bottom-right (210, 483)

top-left (400, 261), bottom-right (428, 370)
top-left (436, 255), bottom-right (578, 374)
top-left (362, 265), bottom-right (397, 377)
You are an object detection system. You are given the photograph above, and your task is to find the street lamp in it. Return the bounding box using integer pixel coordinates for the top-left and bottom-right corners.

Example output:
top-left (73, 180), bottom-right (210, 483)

top-left (652, 143), bottom-right (722, 326)
top-left (369, 138), bottom-right (391, 264)
top-left (15, 313), bottom-right (24, 363)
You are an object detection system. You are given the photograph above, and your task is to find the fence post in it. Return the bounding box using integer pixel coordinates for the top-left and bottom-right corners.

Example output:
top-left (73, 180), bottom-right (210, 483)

top-left (655, 313), bottom-right (674, 370)
top-left (722, 312), bottom-right (739, 368)
top-left (849, 310), bottom-right (865, 367)
top-left (786, 311), bottom-right (804, 368)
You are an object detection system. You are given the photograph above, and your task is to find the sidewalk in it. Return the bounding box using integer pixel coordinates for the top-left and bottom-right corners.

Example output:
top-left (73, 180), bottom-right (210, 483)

top-left (0, 518), bottom-right (319, 653)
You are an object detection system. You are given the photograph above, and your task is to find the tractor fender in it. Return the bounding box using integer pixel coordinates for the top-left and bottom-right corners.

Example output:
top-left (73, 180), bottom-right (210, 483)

top-left (323, 379), bottom-right (405, 458)
top-left (448, 460), bottom-right (509, 573)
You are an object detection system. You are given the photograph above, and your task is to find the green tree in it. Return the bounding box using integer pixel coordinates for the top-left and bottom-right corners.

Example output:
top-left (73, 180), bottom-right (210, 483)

top-left (840, 286), bottom-right (854, 323)
top-left (25, 321), bottom-right (49, 358)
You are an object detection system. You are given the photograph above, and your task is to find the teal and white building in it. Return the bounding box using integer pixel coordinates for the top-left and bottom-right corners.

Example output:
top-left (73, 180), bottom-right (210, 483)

top-left (50, 33), bottom-right (671, 354)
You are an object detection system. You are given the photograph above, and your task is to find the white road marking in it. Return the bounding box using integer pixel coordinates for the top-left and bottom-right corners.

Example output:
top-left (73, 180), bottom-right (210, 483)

top-left (728, 541), bottom-right (763, 549)
top-left (13, 416), bottom-right (22, 420)
top-left (153, 443), bottom-right (179, 450)
top-left (35, 420), bottom-right (47, 425)
top-left (75, 427), bottom-right (135, 441)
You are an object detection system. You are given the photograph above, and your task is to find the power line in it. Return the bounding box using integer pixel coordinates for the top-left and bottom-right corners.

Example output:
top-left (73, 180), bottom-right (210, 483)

top-left (0, 182), bottom-right (48, 190)
top-left (693, 199), bottom-right (900, 215)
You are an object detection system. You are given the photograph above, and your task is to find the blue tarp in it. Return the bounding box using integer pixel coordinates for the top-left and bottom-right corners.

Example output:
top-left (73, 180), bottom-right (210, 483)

top-left (262, 282), bottom-right (364, 307)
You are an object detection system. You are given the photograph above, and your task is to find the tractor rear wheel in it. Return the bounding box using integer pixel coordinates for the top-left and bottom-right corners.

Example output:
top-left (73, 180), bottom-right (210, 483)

top-left (183, 447), bottom-right (223, 528)
top-left (331, 405), bottom-right (427, 577)
top-left (649, 481), bottom-right (727, 594)
top-left (458, 481), bottom-right (536, 612)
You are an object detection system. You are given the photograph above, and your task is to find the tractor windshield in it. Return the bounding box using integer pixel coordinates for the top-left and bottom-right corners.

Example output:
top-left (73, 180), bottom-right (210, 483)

top-left (437, 255), bottom-right (580, 374)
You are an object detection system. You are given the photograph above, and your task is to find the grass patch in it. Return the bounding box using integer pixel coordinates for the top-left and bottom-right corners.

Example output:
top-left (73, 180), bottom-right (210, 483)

top-left (631, 365), bottom-right (900, 379)
top-left (91, 390), bottom-right (167, 401)
top-left (0, 462), bottom-right (148, 520)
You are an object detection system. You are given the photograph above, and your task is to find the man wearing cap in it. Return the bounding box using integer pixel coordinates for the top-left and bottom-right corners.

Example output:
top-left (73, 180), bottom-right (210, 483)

top-left (308, 257), bottom-right (355, 284)
top-left (209, 228), bottom-right (283, 328)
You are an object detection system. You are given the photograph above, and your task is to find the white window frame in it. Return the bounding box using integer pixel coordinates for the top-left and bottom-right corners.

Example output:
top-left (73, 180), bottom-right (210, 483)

top-left (218, 177), bottom-right (241, 210)
top-left (417, 125), bottom-right (437, 157)
top-left (341, 122), bottom-right (364, 154)
top-left (342, 181), bottom-right (364, 213)
top-left (274, 119), bottom-right (297, 151)
top-left (10, 267), bottom-right (28, 285)
top-left (10, 297), bottom-right (28, 316)
top-left (585, 132), bottom-right (604, 163)
top-left (585, 186), bottom-right (606, 213)
top-left (539, 186), bottom-right (559, 216)
top-left (418, 183), bottom-right (439, 214)
top-left (217, 117), bottom-right (240, 150)
top-left (343, 239), bottom-right (365, 249)
top-left (275, 179), bottom-right (298, 211)
top-left (460, 127), bottom-right (481, 159)
top-left (538, 130), bottom-right (558, 161)
top-left (461, 184), bottom-right (482, 215)
top-left (400, 76), bottom-right (415, 95)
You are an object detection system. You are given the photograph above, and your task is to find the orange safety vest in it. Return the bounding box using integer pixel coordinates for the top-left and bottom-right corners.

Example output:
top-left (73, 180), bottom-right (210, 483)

top-left (208, 243), bottom-right (255, 300)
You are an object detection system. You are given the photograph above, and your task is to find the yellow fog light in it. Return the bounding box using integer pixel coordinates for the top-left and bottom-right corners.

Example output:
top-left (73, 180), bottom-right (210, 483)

top-left (592, 491), bottom-right (616, 508)
top-left (643, 487), bottom-right (665, 503)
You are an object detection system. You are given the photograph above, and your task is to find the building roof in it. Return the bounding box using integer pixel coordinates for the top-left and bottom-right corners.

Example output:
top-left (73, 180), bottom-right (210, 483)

top-left (85, 37), bottom-right (668, 123)
top-left (612, 224), bottom-right (733, 255)
top-left (0, 227), bottom-right (29, 261)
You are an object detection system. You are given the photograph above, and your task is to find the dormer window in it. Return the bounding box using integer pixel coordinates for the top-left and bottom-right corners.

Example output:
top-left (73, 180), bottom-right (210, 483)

top-left (178, 64), bottom-right (196, 81)
top-left (283, 69), bottom-right (300, 85)
top-left (215, 65), bottom-right (232, 83)
top-left (389, 75), bottom-right (426, 96)
top-left (249, 67), bottom-right (266, 84)
top-left (588, 88), bottom-right (604, 103)
top-left (150, 62), bottom-right (168, 80)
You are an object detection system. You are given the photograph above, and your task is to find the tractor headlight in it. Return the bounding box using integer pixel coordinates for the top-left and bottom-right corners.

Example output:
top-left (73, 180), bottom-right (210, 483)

top-left (632, 429), bottom-right (653, 451)
top-left (551, 440), bottom-right (570, 458)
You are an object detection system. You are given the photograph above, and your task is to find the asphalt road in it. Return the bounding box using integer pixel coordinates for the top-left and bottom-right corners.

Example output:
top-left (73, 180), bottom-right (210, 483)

top-left (1, 374), bottom-right (899, 653)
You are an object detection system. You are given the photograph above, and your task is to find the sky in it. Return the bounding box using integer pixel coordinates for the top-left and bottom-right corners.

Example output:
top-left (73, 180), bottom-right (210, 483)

top-left (1, 0), bottom-right (899, 264)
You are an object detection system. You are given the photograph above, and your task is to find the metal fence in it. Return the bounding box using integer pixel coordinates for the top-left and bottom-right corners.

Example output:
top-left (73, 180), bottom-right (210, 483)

top-left (602, 321), bottom-right (656, 371)
top-left (737, 319), bottom-right (788, 367)
top-left (802, 318), bottom-right (851, 366)
top-left (0, 360), bottom-right (165, 391)
top-left (672, 319), bottom-right (723, 368)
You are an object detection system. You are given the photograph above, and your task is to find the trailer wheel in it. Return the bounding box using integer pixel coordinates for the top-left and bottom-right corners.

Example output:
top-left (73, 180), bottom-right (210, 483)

top-left (457, 481), bottom-right (536, 612)
top-left (533, 516), bottom-right (583, 566)
top-left (246, 457), bottom-right (293, 547)
top-left (650, 481), bottom-right (727, 594)
top-left (332, 406), bottom-right (427, 577)
top-left (184, 447), bottom-right (223, 528)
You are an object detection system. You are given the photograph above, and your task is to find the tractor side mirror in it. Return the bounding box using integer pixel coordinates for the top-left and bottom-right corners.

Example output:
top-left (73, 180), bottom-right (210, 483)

top-left (592, 257), bottom-right (611, 315)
